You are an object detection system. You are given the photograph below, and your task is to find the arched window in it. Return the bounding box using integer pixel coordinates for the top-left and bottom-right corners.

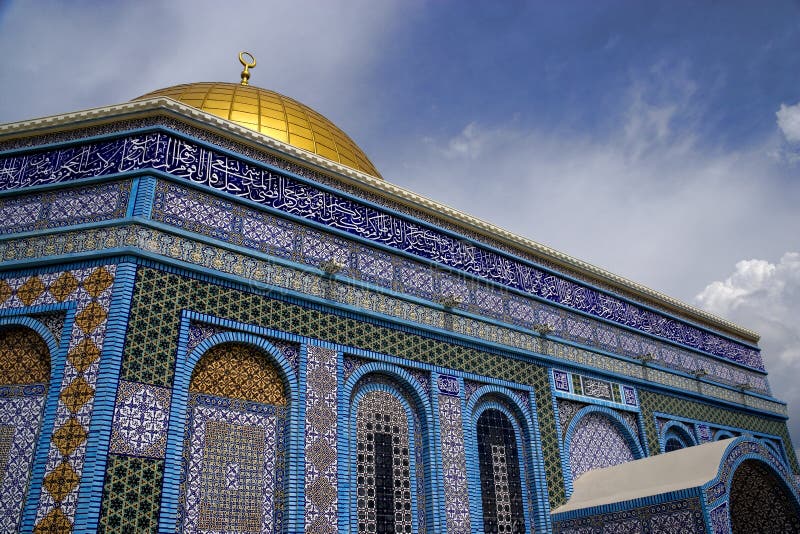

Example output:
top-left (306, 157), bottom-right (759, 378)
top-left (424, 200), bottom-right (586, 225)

top-left (179, 342), bottom-right (287, 534)
top-left (567, 411), bottom-right (639, 483)
top-left (476, 408), bottom-right (525, 534)
top-left (0, 326), bottom-right (51, 532)
top-left (729, 459), bottom-right (800, 533)
top-left (664, 436), bottom-right (684, 452)
top-left (661, 422), bottom-right (696, 453)
top-left (355, 389), bottom-right (414, 534)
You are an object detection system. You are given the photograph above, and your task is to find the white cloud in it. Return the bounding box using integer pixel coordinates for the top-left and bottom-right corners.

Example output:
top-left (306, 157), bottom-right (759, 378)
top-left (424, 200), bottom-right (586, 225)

top-left (777, 102), bottom-right (800, 143)
top-left (695, 253), bottom-right (800, 457)
top-left (0, 0), bottom-right (405, 132)
top-left (383, 84), bottom-right (799, 302)
top-left (695, 258), bottom-right (778, 316)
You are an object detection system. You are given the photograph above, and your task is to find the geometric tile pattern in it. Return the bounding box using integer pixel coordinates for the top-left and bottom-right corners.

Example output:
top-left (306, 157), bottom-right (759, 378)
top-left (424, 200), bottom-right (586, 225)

top-left (116, 266), bottom-right (612, 509)
top-left (477, 409), bottom-right (525, 534)
top-left (0, 180), bottom-right (130, 236)
top-left (0, 391), bottom-right (47, 532)
top-left (438, 394), bottom-right (470, 534)
top-left (98, 455), bottom-right (164, 533)
top-left (567, 412), bottom-right (635, 483)
top-left (109, 381), bottom-right (171, 458)
top-left (557, 400), bottom-right (588, 439)
top-left (181, 394), bottom-right (286, 534)
top-left (186, 322), bottom-right (226, 354)
top-left (0, 265), bottom-right (116, 533)
top-left (304, 345), bottom-right (338, 534)
top-left (729, 459), bottom-right (800, 533)
top-left (639, 390), bottom-right (798, 473)
top-left (150, 179), bottom-right (767, 391)
top-left (0, 116), bottom-right (755, 357)
top-left (552, 497), bottom-right (705, 533)
top-left (189, 342), bottom-right (286, 406)
top-left (709, 503), bottom-right (728, 534)
top-left (0, 133), bottom-right (762, 370)
top-left (355, 390), bottom-right (413, 534)
top-left (3, 224), bottom-right (777, 410)
top-left (0, 325), bottom-right (50, 385)
top-left (32, 312), bottom-right (67, 345)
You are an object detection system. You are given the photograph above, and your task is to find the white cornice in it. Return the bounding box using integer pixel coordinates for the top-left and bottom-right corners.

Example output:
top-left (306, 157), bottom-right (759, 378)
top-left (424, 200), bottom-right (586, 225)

top-left (0, 98), bottom-right (760, 343)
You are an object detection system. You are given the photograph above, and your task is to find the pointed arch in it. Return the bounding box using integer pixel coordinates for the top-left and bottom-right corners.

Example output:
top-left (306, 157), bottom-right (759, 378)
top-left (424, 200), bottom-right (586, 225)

top-left (342, 362), bottom-right (434, 534)
top-left (466, 386), bottom-right (536, 534)
top-left (160, 331), bottom-right (298, 534)
top-left (0, 320), bottom-right (54, 532)
top-left (563, 406), bottom-right (644, 494)
top-left (660, 420), bottom-right (697, 453)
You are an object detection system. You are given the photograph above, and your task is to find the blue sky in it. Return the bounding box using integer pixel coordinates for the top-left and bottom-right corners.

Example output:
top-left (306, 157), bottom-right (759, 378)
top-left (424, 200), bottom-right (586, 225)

top-left (1, 1), bottom-right (800, 454)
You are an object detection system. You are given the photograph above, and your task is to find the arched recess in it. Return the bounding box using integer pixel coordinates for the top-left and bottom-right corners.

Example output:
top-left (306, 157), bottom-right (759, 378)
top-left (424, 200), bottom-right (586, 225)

top-left (343, 363), bottom-right (434, 534)
top-left (466, 387), bottom-right (534, 534)
top-left (729, 459), bottom-right (800, 533)
top-left (714, 429), bottom-right (735, 441)
top-left (564, 406), bottom-right (643, 492)
top-left (660, 420), bottom-right (697, 453)
top-left (0, 322), bottom-right (53, 532)
top-left (160, 332), bottom-right (297, 534)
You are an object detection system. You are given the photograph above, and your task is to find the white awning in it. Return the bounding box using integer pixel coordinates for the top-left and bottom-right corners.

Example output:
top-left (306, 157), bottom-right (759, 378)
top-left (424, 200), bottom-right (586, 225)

top-left (553, 438), bottom-right (735, 513)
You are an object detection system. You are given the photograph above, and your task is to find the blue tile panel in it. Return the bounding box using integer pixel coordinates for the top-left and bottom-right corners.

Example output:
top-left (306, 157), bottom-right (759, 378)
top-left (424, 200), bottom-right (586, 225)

top-left (0, 132), bottom-right (763, 370)
top-left (0, 180), bottom-right (132, 235)
top-left (0, 385), bottom-right (47, 532)
top-left (552, 496), bottom-right (706, 533)
top-left (552, 368), bottom-right (639, 410)
top-left (146, 180), bottom-right (767, 394)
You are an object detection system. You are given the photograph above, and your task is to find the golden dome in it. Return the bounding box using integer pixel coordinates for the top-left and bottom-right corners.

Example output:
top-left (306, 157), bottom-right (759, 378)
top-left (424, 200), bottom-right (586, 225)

top-left (135, 82), bottom-right (381, 178)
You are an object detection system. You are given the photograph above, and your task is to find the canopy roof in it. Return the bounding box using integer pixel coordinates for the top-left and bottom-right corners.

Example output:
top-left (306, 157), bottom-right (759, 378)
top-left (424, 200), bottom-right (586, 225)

top-left (553, 439), bottom-right (735, 513)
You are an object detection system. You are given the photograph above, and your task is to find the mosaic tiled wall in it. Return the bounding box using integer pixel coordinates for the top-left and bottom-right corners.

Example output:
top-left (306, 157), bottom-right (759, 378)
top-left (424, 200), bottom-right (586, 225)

top-left (438, 394), bottom-right (471, 534)
top-left (0, 327), bottom-right (50, 532)
top-left (304, 345), bottom-right (338, 534)
top-left (566, 412), bottom-right (637, 482)
top-left (96, 264), bottom-right (565, 530)
top-left (181, 342), bottom-right (288, 533)
top-left (0, 224), bottom-right (781, 414)
top-left (0, 180), bottom-right (131, 236)
top-left (0, 266), bottom-right (116, 533)
top-left (0, 116), bottom-right (758, 354)
top-left (147, 180), bottom-right (767, 393)
top-left (639, 390), bottom-right (799, 473)
top-left (552, 497), bottom-right (706, 533)
top-left (355, 390), bottom-right (414, 534)
top-left (181, 394), bottom-right (287, 533)
top-left (0, 132), bottom-right (763, 370)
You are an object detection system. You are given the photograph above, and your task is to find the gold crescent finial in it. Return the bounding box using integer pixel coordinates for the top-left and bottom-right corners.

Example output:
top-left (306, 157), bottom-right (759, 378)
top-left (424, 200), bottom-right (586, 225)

top-left (239, 51), bottom-right (256, 86)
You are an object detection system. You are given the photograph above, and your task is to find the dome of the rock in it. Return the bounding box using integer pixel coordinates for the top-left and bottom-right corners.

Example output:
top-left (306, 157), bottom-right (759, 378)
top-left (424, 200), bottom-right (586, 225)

top-left (135, 81), bottom-right (381, 178)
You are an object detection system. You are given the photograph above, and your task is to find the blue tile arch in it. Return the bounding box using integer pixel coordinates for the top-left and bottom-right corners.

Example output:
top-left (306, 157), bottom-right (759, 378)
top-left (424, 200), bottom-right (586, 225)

top-left (561, 404), bottom-right (646, 498)
top-left (0, 306), bottom-right (75, 533)
top-left (659, 419), bottom-right (699, 452)
top-left (340, 361), bottom-right (437, 534)
top-left (157, 330), bottom-right (301, 534)
top-left (464, 385), bottom-right (538, 534)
